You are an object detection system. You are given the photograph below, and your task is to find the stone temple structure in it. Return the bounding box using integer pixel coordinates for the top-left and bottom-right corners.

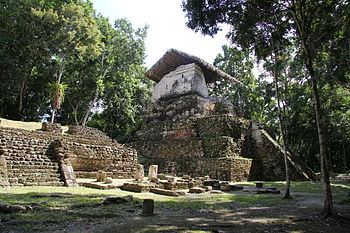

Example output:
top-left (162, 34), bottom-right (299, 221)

top-left (130, 49), bottom-right (315, 181)
top-left (0, 122), bottom-right (140, 187)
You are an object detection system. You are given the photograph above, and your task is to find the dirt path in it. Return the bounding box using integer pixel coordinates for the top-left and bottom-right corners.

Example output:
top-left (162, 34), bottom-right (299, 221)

top-left (48, 192), bottom-right (350, 233)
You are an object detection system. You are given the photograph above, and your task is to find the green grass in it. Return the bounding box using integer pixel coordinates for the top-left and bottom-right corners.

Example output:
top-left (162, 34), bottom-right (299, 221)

top-left (1, 181), bottom-right (349, 232)
top-left (235, 180), bottom-right (350, 193)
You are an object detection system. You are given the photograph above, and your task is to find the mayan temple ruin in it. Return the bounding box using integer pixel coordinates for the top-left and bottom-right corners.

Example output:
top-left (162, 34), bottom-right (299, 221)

top-left (130, 49), bottom-right (315, 182)
top-left (0, 49), bottom-right (316, 187)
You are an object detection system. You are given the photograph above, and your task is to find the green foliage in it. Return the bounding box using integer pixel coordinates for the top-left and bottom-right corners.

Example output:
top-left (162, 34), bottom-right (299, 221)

top-left (211, 45), bottom-right (274, 121)
top-left (183, 0), bottom-right (350, 173)
top-left (47, 82), bottom-right (68, 111)
top-left (0, 0), bottom-right (151, 141)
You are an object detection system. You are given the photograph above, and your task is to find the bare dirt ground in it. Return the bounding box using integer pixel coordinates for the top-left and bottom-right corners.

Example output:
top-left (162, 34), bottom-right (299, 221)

top-left (46, 190), bottom-right (350, 233)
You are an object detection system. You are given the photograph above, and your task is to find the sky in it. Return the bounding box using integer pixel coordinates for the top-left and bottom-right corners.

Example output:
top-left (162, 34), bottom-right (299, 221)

top-left (90, 0), bottom-right (230, 69)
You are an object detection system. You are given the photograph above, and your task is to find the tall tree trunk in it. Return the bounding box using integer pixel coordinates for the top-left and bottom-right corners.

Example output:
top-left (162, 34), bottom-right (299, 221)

top-left (270, 38), bottom-right (291, 199)
top-left (51, 108), bottom-right (56, 123)
top-left (274, 71), bottom-right (291, 199)
top-left (269, 29), bottom-right (291, 199)
top-left (308, 62), bottom-right (335, 216)
top-left (81, 89), bottom-right (99, 126)
top-left (291, 5), bottom-right (335, 217)
top-left (17, 78), bottom-right (27, 120)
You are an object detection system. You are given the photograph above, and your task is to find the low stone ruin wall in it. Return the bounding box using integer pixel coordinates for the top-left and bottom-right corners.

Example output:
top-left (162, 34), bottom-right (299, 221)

top-left (140, 157), bottom-right (252, 181)
top-left (0, 125), bottom-right (140, 186)
top-left (68, 143), bottom-right (138, 179)
top-left (0, 134), bottom-right (64, 186)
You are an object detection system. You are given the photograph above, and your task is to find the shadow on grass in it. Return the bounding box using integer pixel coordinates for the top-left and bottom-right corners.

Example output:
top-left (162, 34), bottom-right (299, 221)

top-left (0, 182), bottom-right (349, 233)
top-left (0, 192), bottom-right (142, 232)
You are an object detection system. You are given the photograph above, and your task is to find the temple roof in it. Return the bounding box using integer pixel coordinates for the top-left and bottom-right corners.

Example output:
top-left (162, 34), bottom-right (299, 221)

top-left (145, 49), bottom-right (242, 84)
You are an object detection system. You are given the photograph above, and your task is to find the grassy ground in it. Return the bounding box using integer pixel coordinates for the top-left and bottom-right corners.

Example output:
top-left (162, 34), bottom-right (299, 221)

top-left (1, 181), bottom-right (349, 233)
top-left (0, 117), bottom-right (69, 133)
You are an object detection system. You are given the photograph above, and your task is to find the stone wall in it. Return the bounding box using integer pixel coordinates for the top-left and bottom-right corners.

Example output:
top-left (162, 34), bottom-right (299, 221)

top-left (67, 143), bottom-right (138, 179)
top-left (139, 157), bottom-right (252, 181)
top-left (129, 113), bottom-right (254, 181)
top-left (130, 113), bottom-right (313, 181)
top-left (0, 125), bottom-right (140, 186)
top-left (0, 133), bottom-right (64, 186)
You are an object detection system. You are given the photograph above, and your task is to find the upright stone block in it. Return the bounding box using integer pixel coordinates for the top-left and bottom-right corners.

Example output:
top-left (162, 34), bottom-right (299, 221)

top-left (148, 165), bottom-right (158, 180)
top-left (135, 164), bottom-right (144, 182)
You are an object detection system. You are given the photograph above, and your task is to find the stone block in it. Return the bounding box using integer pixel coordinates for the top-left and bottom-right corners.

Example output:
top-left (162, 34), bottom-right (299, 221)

top-left (121, 182), bottom-right (155, 193)
top-left (189, 187), bottom-right (206, 193)
top-left (41, 122), bottom-right (62, 134)
top-left (152, 63), bottom-right (208, 102)
top-left (150, 188), bottom-right (180, 196)
top-left (210, 190), bottom-right (223, 194)
top-left (105, 177), bottom-right (113, 184)
top-left (201, 185), bottom-right (212, 191)
top-left (134, 164), bottom-right (144, 182)
top-left (148, 165), bottom-right (158, 180)
top-left (96, 170), bottom-right (107, 182)
top-left (0, 157), bottom-right (9, 186)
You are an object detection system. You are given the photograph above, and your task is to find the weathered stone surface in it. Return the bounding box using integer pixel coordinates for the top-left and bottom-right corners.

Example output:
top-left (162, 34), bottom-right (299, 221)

top-left (135, 164), bottom-right (144, 182)
top-left (201, 186), bottom-right (212, 191)
top-left (0, 157), bottom-right (9, 186)
top-left (210, 190), bottom-right (223, 194)
top-left (152, 63), bottom-right (208, 102)
top-left (189, 187), bottom-right (206, 193)
top-left (141, 199), bottom-right (155, 216)
top-left (60, 164), bottom-right (78, 187)
top-left (0, 125), bottom-right (140, 186)
top-left (148, 165), bottom-right (158, 180)
top-left (42, 122), bottom-right (62, 134)
top-left (105, 177), bottom-right (113, 184)
top-left (121, 182), bottom-right (156, 193)
top-left (150, 188), bottom-right (180, 196)
top-left (80, 182), bottom-right (118, 190)
top-left (96, 170), bottom-right (107, 182)
top-left (147, 95), bottom-right (211, 122)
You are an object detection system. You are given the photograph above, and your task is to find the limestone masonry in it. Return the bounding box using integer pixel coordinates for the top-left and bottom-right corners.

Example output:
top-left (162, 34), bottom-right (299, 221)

top-left (0, 124), bottom-right (139, 187)
top-left (129, 49), bottom-right (315, 181)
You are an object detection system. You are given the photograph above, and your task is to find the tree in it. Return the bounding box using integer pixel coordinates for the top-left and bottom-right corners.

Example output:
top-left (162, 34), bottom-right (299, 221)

top-left (0, 0), bottom-right (51, 120)
top-left (212, 45), bottom-right (271, 120)
top-left (182, 0), bottom-right (349, 217)
top-left (87, 19), bottom-right (152, 143)
top-left (31, 2), bottom-right (102, 122)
